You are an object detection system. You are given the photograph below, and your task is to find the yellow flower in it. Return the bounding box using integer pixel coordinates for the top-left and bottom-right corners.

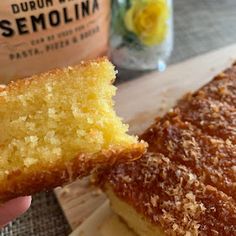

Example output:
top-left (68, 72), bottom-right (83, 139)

top-left (125, 0), bottom-right (169, 46)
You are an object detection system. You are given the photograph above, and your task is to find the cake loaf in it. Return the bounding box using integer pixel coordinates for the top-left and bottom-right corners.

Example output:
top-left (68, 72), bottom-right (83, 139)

top-left (99, 64), bottom-right (236, 235)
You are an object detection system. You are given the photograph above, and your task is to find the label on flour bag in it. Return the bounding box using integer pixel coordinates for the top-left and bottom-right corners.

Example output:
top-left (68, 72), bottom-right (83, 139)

top-left (0, 0), bottom-right (110, 84)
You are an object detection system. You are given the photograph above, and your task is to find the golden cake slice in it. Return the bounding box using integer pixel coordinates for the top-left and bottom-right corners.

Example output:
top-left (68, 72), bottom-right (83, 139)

top-left (0, 58), bottom-right (146, 202)
top-left (98, 64), bottom-right (236, 235)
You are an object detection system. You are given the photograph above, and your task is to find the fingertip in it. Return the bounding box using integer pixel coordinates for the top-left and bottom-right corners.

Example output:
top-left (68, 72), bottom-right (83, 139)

top-left (18, 196), bottom-right (32, 213)
top-left (0, 196), bottom-right (31, 228)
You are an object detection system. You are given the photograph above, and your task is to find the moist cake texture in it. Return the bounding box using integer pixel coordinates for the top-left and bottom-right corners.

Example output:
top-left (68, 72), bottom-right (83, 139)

top-left (99, 64), bottom-right (236, 235)
top-left (0, 58), bottom-right (146, 202)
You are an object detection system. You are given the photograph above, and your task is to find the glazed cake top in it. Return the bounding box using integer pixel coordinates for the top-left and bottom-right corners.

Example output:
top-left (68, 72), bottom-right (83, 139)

top-left (98, 65), bottom-right (236, 235)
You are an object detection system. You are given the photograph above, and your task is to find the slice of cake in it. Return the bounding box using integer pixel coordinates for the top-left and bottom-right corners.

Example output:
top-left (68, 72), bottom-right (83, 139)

top-left (102, 154), bottom-right (236, 235)
top-left (98, 64), bottom-right (236, 235)
top-left (0, 58), bottom-right (146, 202)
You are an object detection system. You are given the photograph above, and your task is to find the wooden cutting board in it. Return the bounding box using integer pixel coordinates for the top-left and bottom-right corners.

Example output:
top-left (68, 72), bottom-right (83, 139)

top-left (54, 43), bottom-right (236, 231)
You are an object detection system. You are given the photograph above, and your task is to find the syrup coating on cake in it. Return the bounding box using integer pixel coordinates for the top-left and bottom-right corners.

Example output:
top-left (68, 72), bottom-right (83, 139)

top-left (98, 65), bottom-right (236, 235)
top-left (199, 68), bottom-right (236, 107)
top-left (176, 69), bottom-right (236, 140)
top-left (100, 154), bottom-right (236, 235)
top-left (141, 114), bottom-right (236, 200)
top-left (141, 66), bottom-right (236, 200)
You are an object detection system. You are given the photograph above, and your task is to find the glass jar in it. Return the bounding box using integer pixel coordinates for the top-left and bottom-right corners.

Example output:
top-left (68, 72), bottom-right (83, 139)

top-left (110, 0), bottom-right (173, 71)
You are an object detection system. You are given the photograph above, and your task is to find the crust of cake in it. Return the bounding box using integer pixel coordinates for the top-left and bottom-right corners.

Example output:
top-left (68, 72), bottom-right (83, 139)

top-left (98, 64), bottom-right (236, 236)
top-left (140, 66), bottom-right (236, 200)
top-left (0, 143), bottom-right (145, 203)
top-left (1, 57), bottom-right (111, 89)
top-left (100, 153), bottom-right (236, 236)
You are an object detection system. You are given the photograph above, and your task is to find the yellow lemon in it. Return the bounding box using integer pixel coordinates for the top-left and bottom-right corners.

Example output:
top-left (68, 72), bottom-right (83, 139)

top-left (125, 0), bottom-right (169, 46)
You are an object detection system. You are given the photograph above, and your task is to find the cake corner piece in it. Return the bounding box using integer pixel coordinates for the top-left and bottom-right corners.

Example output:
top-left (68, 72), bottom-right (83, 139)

top-left (0, 58), bottom-right (147, 202)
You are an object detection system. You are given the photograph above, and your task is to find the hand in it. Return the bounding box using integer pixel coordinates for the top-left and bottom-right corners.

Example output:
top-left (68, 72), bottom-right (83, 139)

top-left (0, 196), bottom-right (31, 228)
